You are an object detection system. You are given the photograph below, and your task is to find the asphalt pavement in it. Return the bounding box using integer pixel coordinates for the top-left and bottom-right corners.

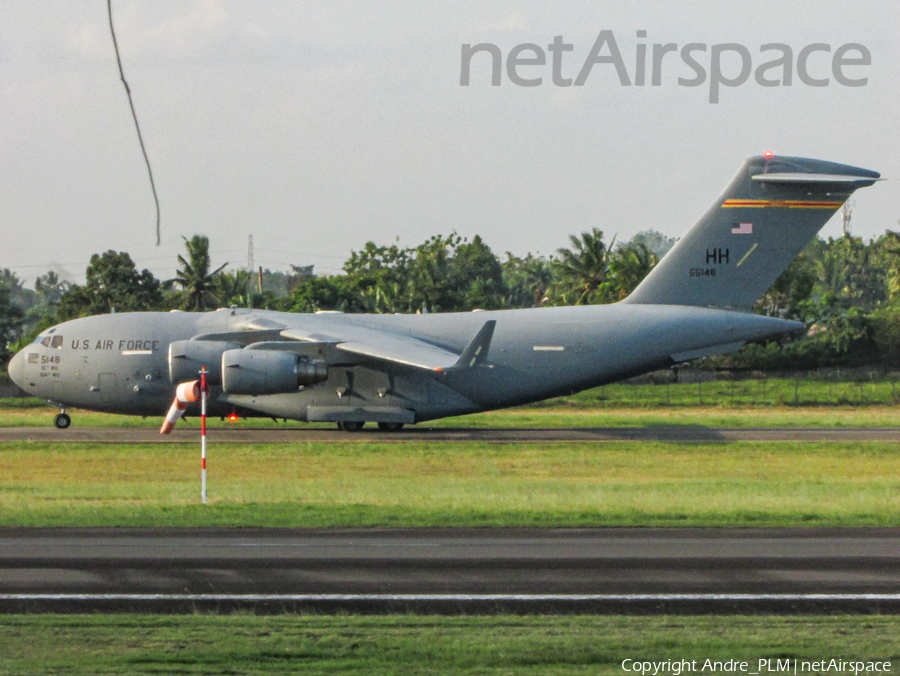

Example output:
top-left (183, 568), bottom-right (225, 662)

top-left (2, 426), bottom-right (900, 443)
top-left (2, 528), bottom-right (899, 613)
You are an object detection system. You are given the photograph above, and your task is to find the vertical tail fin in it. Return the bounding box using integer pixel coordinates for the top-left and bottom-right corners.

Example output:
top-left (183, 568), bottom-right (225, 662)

top-left (624, 155), bottom-right (881, 309)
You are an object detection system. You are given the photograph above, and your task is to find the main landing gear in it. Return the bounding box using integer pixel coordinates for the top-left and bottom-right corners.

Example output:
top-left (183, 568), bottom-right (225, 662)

top-left (337, 421), bottom-right (365, 432)
top-left (54, 411), bottom-right (71, 429)
top-left (335, 421), bottom-right (406, 432)
top-left (377, 422), bottom-right (404, 432)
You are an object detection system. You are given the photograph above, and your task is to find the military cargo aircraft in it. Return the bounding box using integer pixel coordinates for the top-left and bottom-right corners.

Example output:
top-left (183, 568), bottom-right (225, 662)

top-left (7, 154), bottom-right (881, 431)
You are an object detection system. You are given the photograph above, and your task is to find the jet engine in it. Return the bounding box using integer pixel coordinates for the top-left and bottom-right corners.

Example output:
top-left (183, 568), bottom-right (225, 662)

top-left (221, 349), bottom-right (327, 395)
top-left (168, 340), bottom-right (239, 385)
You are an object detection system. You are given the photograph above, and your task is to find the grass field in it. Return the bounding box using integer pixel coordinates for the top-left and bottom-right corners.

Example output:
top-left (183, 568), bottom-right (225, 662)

top-left (551, 378), bottom-right (900, 408)
top-left (1, 440), bottom-right (897, 527)
top-left (0, 615), bottom-right (897, 675)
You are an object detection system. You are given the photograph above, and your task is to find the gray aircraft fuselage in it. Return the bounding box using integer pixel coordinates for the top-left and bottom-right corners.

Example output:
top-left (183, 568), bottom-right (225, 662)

top-left (9, 303), bottom-right (797, 423)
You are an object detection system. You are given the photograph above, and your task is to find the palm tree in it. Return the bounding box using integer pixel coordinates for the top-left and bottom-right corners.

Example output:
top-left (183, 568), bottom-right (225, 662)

top-left (881, 230), bottom-right (900, 302)
top-left (502, 254), bottom-right (555, 307)
top-left (607, 243), bottom-right (658, 301)
top-left (215, 269), bottom-right (253, 308)
top-left (553, 228), bottom-right (615, 305)
top-left (172, 235), bottom-right (227, 311)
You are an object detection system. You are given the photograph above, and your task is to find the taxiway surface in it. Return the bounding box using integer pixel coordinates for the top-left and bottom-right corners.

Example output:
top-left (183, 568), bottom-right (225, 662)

top-left (2, 528), bottom-right (898, 613)
top-left (2, 426), bottom-right (900, 443)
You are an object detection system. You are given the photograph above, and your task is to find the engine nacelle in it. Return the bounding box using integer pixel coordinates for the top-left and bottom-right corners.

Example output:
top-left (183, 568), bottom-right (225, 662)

top-left (221, 349), bottom-right (328, 395)
top-left (168, 340), bottom-right (239, 385)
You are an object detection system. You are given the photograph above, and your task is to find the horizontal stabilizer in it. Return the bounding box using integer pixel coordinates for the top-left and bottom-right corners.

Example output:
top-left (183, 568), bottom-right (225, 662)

top-left (752, 173), bottom-right (881, 188)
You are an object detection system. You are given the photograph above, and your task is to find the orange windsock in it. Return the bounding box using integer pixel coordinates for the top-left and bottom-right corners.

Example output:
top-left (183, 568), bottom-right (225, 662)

top-left (176, 380), bottom-right (202, 403)
top-left (159, 380), bottom-right (202, 435)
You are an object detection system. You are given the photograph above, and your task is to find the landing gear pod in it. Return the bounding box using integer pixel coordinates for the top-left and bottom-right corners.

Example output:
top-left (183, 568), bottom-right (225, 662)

top-left (168, 340), bottom-right (239, 385)
top-left (221, 349), bottom-right (327, 395)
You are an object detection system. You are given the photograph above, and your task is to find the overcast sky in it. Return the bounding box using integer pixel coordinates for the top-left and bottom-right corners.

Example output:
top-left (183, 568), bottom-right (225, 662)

top-left (1, 1), bottom-right (897, 286)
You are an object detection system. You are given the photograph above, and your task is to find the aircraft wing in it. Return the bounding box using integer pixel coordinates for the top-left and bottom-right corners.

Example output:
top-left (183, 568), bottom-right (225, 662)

top-left (280, 323), bottom-right (495, 371)
top-left (335, 337), bottom-right (459, 371)
top-left (192, 317), bottom-right (496, 372)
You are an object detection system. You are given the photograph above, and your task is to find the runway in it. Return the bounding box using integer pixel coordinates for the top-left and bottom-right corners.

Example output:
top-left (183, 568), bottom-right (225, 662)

top-left (2, 528), bottom-right (899, 613)
top-left (2, 426), bottom-right (900, 443)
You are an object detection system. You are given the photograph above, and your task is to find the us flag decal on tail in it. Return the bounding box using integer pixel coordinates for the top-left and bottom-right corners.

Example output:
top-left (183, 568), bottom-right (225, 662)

top-left (731, 223), bottom-right (753, 234)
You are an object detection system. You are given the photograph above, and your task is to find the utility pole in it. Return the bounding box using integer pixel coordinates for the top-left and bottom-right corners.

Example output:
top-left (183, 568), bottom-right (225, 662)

top-left (247, 234), bottom-right (255, 309)
top-left (842, 201), bottom-right (854, 236)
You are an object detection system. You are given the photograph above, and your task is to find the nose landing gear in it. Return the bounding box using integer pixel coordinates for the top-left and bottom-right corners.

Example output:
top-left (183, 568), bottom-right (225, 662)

top-left (54, 411), bottom-right (71, 429)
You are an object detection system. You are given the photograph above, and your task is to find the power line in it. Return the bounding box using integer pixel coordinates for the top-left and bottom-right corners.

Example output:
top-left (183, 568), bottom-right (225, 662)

top-left (107, 0), bottom-right (161, 246)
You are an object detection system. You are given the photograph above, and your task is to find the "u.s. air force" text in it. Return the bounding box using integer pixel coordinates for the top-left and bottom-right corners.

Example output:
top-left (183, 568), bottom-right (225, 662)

top-left (71, 339), bottom-right (160, 351)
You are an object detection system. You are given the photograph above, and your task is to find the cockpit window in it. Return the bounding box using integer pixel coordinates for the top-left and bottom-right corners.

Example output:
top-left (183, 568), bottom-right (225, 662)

top-left (37, 335), bottom-right (64, 348)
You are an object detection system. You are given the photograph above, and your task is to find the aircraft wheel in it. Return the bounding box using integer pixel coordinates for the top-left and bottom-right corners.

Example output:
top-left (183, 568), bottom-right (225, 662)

top-left (338, 421), bottom-right (365, 432)
top-left (377, 422), bottom-right (404, 432)
top-left (54, 413), bottom-right (71, 429)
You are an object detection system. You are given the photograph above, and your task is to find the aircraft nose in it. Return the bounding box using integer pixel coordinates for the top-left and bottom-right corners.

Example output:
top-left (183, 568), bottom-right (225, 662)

top-left (7, 349), bottom-right (26, 389)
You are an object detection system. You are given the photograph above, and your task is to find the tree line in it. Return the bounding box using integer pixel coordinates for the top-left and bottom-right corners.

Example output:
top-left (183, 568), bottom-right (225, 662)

top-left (3, 228), bottom-right (900, 371)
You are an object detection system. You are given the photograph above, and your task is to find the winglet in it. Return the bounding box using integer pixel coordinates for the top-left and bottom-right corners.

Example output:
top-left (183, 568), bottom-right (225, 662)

top-left (453, 320), bottom-right (496, 369)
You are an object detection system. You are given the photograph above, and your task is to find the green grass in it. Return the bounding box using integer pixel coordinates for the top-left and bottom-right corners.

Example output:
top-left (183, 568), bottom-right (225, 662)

top-left (550, 378), bottom-right (900, 408)
top-left (438, 406), bottom-right (900, 429)
top-left (0, 615), bottom-right (898, 675)
top-left (2, 440), bottom-right (898, 527)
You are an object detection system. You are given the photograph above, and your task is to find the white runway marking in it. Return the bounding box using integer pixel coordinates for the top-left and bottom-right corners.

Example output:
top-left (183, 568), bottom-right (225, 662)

top-left (3, 594), bottom-right (900, 602)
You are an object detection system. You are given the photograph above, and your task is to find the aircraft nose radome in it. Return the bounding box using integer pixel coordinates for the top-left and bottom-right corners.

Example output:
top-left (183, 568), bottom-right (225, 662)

top-left (7, 350), bottom-right (25, 388)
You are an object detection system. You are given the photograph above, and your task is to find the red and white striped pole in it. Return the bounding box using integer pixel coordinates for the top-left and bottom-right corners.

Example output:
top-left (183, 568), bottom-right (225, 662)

top-left (200, 366), bottom-right (208, 504)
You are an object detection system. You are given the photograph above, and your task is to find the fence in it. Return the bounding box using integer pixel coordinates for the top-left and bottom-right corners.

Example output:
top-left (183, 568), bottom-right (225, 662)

top-left (2, 369), bottom-right (899, 406)
top-left (590, 370), bottom-right (900, 407)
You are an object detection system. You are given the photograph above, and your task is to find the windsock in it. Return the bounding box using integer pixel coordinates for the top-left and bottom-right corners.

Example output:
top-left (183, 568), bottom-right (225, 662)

top-left (160, 380), bottom-right (203, 435)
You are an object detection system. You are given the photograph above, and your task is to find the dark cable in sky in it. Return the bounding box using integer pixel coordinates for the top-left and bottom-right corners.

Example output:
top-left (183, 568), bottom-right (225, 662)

top-left (107, 0), bottom-right (161, 246)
